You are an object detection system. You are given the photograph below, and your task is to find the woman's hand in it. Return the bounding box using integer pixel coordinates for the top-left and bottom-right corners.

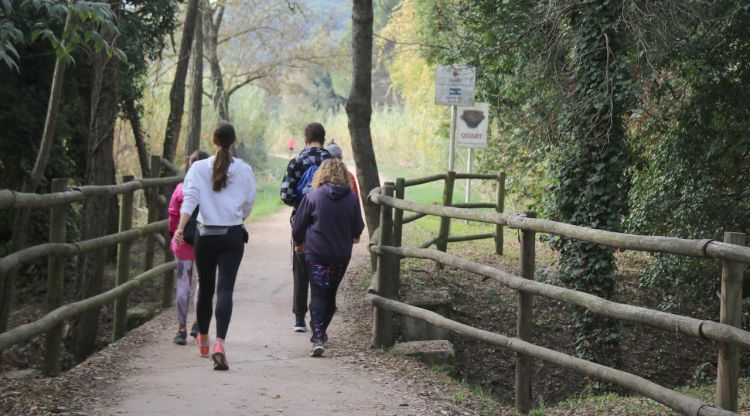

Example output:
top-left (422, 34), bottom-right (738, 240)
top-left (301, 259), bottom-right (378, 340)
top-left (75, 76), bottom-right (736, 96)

top-left (174, 228), bottom-right (185, 245)
top-left (294, 244), bottom-right (304, 254)
top-left (353, 236), bottom-right (360, 244)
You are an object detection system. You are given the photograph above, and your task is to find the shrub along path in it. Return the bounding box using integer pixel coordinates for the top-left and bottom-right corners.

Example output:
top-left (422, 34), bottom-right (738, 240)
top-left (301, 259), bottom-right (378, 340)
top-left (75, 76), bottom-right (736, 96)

top-left (107, 207), bottom-right (442, 416)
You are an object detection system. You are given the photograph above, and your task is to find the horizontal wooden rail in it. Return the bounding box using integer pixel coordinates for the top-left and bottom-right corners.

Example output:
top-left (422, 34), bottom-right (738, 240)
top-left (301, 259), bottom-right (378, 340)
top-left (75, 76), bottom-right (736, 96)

top-left (372, 245), bottom-right (750, 350)
top-left (419, 237), bottom-right (438, 249)
top-left (368, 192), bottom-right (750, 264)
top-left (402, 212), bottom-right (428, 224)
top-left (160, 158), bottom-right (181, 174)
top-left (0, 261), bottom-right (176, 350)
top-left (454, 173), bottom-right (499, 180)
top-left (0, 220), bottom-right (168, 275)
top-left (365, 293), bottom-right (733, 416)
top-left (403, 174), bottom-right (447, 187)
top-left (452, 202), bottom-right (497, 209)
top-left (446, 233), bottom-right (495, 243)
top-left (0, 176), bottom-right (182, 210)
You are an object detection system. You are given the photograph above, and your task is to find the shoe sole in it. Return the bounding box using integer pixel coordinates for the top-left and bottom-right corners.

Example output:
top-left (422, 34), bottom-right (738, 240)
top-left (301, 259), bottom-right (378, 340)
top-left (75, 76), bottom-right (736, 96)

top-left (174, 339), bottom-right (187, 346)
top-left (310, 345), bottom-right (325, 357)
top-left (293, 326), bottom-right (307, 333)
top-left (212, 352), bottom-right (229, 370)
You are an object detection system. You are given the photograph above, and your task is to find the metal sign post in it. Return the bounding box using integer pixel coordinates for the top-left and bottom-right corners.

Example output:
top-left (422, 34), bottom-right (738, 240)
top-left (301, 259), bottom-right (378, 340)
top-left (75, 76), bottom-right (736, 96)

top-left (466, 148), bottom-right (473, 204)
top-left (449, 105), bottom-right (457, 171)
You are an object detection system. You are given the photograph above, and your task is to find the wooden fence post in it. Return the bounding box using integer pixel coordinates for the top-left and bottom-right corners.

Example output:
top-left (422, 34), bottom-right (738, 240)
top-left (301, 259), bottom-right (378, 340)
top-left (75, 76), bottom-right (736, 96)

top-left (112, 176), bottom-right (134, 342)
top-left (372, 182), bottom-right (395, 348)
top-left (516, 211), bottom-right (536, 414)
top-left (495, 172), bottom-right (506, 255)
top-left (144, 155), bottom-right (160, 271)
top-left (393, 178), bottom-right (405, 288)
top-left (437, 171), bottom-right (456, 254)
top-left (42, 178), bottom-right (68, 376)
top-left (716, 231), bottom-right (746, 411)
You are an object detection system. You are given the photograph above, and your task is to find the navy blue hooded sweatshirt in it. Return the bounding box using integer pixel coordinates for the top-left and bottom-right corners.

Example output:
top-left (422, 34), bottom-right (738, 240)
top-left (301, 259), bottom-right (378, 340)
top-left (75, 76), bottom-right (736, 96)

top-left (292, 183), bottom-right (365, 264)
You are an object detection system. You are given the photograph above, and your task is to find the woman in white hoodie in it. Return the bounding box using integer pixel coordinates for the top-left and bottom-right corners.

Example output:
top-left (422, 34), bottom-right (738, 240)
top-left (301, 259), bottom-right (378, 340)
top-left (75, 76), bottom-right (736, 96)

top-left (173, 122), bottom-right (256, 371)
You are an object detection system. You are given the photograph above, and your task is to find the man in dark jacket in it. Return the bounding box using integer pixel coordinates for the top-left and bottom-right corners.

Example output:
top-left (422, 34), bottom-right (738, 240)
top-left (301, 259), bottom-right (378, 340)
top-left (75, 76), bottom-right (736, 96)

top-left (280, 122), bottom-right (331, 332)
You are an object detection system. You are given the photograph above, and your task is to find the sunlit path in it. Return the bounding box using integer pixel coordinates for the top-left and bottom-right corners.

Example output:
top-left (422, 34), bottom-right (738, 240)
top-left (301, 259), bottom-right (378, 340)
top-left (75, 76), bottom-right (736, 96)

top-left (107, 208), bottom-right (427, 416)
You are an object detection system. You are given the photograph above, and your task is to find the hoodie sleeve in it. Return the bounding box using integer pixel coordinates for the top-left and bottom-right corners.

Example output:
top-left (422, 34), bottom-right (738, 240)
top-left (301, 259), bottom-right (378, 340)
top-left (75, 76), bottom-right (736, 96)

top-left (292, 194), bottom-right (313, 245)
top-left (242, 165), bottom-right (257, 219)
top-left (181, 165), bottom-right (199, 216)
top-left (167, 183), bottom-right (183, 235)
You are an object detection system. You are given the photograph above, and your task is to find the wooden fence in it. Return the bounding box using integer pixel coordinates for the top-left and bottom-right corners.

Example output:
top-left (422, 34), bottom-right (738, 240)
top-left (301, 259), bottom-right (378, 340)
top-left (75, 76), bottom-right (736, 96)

top-left (367, 173), bottom-right (750, 416)
top-left (0, 155), bottom-right (181, 376)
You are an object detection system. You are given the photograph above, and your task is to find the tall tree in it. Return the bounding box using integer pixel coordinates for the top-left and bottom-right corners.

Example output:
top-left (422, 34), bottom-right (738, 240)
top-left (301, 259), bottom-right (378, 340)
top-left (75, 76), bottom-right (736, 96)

top-left (123, 98), bottom-right (151, 177)
top-left (347, 0), bottom-right (380, 237)
top-left (201, 0), bottom-right (326, 122)
top-left (203, 2), bottom-right (227, 121)
top-left (161, 0), bottom-right (200, 163)
top-left (550, 2), bottom-right (632, 380)
top-left (72, 38), bottom-right (121, 361)
top-left (185, 0), bottom-right (205, 155)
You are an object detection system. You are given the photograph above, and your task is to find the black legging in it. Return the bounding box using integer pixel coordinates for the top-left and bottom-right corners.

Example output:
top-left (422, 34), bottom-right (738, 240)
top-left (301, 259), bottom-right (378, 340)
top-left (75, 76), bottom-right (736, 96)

top-left (194, 225), bottom-right (244, 339)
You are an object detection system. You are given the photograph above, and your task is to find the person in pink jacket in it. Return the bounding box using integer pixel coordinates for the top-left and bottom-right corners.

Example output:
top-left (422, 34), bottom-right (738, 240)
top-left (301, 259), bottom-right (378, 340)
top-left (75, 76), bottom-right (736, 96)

top-left (168, 150), bottom-right (209, 345)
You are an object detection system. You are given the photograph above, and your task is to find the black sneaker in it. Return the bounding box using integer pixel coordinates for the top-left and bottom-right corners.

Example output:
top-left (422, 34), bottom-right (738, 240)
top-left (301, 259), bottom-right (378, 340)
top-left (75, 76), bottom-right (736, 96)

top-left (189, 323), bottom-right (199, 338)
top-left (173, 330), bottom-right (187, 345)
top-left (293, 315), bottom-right (307, 333)
top-left (310, 339), bottom-right (325, 357)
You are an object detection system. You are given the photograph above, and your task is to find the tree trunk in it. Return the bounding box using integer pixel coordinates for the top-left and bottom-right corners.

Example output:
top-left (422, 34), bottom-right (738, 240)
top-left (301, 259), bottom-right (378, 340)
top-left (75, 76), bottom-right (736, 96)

top-left (203, 4), bottom-right (228, 121)
top-left (0, 11), bottom-right (74, 348)
top-left (71, 49), bottom-right (120, 362)
top-left (123, 98), bottom-right (150, 178)
top-left (185, 0), bottom-right (204, 155)
top-left (346, 0), bottom-right (380, 238)
top-left (552, 2), bottom-right (630, 388)
top-left (161, 0), bottom-right (200, 163)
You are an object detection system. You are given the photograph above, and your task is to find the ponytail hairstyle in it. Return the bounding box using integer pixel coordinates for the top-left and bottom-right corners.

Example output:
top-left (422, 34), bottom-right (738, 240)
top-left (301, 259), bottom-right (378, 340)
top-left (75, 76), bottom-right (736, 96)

top-left (212, 122), bottom-right (236, 191)
top-left (184, 149), bottom-right (209, 173)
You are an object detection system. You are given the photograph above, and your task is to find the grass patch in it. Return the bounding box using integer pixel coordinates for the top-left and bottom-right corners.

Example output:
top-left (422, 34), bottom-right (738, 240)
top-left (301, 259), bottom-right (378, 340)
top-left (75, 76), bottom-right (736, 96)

top-left (247, 155), bottom-right (288, 222)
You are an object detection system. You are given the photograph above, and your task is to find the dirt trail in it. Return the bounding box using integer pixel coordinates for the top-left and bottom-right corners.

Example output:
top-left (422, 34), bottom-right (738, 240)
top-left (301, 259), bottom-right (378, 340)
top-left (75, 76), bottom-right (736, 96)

top-left (107, 207), bottom-right (435, 416)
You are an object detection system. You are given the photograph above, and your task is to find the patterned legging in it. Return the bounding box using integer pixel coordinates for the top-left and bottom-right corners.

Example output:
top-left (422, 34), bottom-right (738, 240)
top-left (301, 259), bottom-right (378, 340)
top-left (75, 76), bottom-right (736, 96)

top-left (175, 258), bottom-right (199, 327)
top-left (307, 261), bottom-right (349, 341)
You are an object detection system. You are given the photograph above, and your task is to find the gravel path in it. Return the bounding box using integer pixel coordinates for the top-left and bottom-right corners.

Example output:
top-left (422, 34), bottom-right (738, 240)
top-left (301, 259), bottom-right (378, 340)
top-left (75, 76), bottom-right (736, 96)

top-left (106, 208), bottom-right (444, 416)
top-left (1, 207), bottom-right (502, 416)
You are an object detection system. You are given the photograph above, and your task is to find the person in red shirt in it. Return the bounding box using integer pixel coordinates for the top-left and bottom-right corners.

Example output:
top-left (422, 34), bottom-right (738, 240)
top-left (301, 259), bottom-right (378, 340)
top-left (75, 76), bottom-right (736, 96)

top-left (287, 136), bottom-right (296, 157)
top-left (325, 141), bottom-right (359, 199)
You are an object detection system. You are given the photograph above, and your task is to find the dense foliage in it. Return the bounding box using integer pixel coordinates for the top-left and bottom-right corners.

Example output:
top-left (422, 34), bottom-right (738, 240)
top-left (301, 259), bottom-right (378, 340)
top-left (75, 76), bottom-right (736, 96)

top-left (408, 0), bottom-right (750, 380)
top-left (626, 1), bottom-right (750, 312)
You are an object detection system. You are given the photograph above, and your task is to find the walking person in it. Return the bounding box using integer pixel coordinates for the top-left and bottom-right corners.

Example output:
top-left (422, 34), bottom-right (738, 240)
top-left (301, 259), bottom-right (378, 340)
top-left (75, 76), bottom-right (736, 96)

top-left (168, 149), bottom-right (209, 345)
top-left (174, 122), bottom-right (256, 371)
top-left (292, 159), bottom-right (365, 356)
top-left (280, 122), bottom-right (331, 332)
top-left (325, 141), bottom-right (359, 199)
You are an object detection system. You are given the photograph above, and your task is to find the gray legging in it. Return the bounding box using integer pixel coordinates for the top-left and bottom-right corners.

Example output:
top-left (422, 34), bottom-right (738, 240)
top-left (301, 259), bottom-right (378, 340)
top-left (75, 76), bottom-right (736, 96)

top-left (194, 225), bottom-right (244, 340)
top-left (175, 258), bottom-right (199, 327)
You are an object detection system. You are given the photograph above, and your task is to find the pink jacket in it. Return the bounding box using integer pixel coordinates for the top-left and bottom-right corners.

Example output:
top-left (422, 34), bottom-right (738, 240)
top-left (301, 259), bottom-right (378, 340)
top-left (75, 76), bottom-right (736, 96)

top-left (168, 183), bottom-right (195, 260)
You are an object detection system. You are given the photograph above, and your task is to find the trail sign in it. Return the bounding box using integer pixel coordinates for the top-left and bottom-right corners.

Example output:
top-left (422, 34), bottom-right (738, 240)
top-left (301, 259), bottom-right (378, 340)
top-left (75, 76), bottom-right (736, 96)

top-left (435, 65), bottom-right (476, 106)
top-left (456, 102), bottom-right (489, 149)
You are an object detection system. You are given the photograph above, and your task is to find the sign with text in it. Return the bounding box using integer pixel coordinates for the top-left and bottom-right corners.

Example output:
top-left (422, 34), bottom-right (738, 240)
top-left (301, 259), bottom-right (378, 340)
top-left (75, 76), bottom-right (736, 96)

top-left (456, 102), bottom-right (489, 149)
top-left (435, 65), bottom-right (476, 106)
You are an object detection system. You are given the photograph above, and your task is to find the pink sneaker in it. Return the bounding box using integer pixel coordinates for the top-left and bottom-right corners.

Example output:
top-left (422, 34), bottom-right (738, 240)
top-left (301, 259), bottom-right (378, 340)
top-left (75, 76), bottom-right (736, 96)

top-left (212, 339), bottom-right (229, 371)
top-left (197, 333), bottom-right (210, 358)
